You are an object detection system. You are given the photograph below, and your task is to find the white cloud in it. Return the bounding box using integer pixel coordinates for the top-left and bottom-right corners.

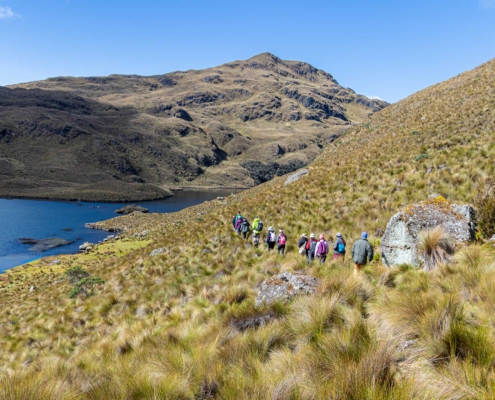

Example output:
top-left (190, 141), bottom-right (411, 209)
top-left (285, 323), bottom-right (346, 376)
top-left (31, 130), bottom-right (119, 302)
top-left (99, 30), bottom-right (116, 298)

top-left (0, 6), bottom-right (20, 19)
top-left (367, 95), bottom-right (383, 101)
top-left (481, 0), bottom-right (495, 9)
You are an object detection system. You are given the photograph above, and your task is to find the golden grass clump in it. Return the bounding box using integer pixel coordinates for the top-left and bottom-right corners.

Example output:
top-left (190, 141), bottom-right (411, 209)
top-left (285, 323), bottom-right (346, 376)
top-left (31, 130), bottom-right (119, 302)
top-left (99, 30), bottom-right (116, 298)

top-left (418, 226), bottom-right (455, 271)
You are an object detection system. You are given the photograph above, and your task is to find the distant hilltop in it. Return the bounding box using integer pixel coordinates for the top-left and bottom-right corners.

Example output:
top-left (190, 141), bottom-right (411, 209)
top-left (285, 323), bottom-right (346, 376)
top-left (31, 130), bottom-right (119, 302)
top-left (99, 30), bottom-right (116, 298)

top-left (0, 53), bottom-right (388, 201)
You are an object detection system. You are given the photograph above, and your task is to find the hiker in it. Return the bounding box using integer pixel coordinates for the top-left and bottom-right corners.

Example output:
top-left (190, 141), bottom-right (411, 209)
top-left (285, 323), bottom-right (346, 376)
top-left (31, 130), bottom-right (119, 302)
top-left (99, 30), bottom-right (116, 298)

top-left (298, 233), bottom-right (308, 256)
top-left (315, 234), bottom-right (329, 264)
top-left (352, 232), bottom-right (374, 276)
top-left (277, 229), bottom-right (287, 256)
top-left (231, 215), bottom-right (236, 231)
top-left (266, 227), bottom-right (276, 252)
top-left (333, 232), bottom-right (346, 260)
top-left (252, 216), bottom-right (263, 247)
top-left (240, 217), bottom-right (250, 239)
top-left (233, 211), bottom-right (243, 234)
top-left (234, 213), bottom-right (243, 235)
top-left (306, 233), bottom-right (318, 264)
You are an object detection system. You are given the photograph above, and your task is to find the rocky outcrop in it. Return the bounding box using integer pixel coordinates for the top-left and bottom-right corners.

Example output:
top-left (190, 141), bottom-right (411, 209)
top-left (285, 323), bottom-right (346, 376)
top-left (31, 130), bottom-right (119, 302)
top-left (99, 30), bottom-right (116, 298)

top-left (150, 248), bottom-right (165, 257)
top-left (284, 169), bottom-right (309, 186)
top-left (255, 272), bottom-right (320, 307)
top-left (115, 205), bottom-right (149, 215)
top-left (381, 197), bottom-right (476, 267)
top-left (79, 242), bottom-right (94, 252)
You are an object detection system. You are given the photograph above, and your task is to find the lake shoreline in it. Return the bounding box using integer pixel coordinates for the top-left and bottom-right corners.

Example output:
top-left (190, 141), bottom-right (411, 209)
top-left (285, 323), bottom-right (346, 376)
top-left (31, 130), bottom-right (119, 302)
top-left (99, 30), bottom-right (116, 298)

top-left (0, 189), bottom-right (242, 272)
top-left (0, 186), bottom-right (247, 204)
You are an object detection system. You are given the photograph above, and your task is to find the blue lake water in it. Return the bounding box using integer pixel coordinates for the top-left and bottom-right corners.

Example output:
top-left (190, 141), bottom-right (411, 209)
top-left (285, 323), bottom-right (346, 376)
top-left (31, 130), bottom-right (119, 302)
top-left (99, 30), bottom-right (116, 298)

top-left (0, 190), bottom-right (237, 272)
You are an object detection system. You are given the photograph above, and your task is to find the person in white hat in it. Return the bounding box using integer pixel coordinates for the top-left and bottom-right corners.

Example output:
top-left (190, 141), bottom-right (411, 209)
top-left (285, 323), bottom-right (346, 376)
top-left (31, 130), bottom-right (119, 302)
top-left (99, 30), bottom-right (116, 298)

top-left (307, 233), bottom-right (318, 264)
top-left (266, 226), bottom-right (276, 252)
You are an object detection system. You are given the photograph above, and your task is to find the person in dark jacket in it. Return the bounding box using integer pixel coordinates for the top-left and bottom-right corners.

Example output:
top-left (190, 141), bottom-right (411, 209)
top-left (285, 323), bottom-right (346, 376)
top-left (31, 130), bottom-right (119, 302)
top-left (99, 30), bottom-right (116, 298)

top-left (352, 232), bottom-right (374, 276)
top-left (298, 233), bottom-right (308, 256)
top-left (276, 229), bottom-right (287, 256)
top-left (266, 226), bottom-right (276, 252)
top-left (240, 218), bottom-right (250, 239)
top-left (333, 232), bottom-right (346, 260)
top-left (307, 233), bottom-right (318, 264)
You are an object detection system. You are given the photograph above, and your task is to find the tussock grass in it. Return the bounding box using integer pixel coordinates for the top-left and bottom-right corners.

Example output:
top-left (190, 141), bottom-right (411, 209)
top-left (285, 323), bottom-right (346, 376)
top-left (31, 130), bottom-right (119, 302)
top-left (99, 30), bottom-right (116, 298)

top-left (418, 227), bottom-right (455, 271)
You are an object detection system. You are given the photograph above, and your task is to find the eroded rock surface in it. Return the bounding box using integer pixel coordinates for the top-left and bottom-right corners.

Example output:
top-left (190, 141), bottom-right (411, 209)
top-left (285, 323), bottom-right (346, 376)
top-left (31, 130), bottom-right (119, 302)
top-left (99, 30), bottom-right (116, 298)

top-left (255, 271), bottom-right (320, 307)
top-left (381, 197), bottom-right (476, 267)
top-left (284, 169), bottom-right (309, 186)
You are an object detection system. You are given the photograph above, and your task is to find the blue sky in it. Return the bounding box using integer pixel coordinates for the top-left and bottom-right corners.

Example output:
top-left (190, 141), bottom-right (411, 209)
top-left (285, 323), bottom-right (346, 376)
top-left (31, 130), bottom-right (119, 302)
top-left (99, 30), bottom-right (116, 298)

top-left (0, 0), bottom-right (494, 103)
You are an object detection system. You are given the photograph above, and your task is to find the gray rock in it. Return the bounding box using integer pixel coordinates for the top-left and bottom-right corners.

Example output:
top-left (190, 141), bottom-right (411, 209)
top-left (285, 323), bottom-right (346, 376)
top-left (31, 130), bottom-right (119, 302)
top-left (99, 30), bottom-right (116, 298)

top-left (489, 235), bottom-right (495, 242)
top-left (217, 197), bottom-right (225, 201)
top-left (150, 248), bottom-right (165, 257)
top-left (135, 306), bottom-right (150, 318)
top-left (284, 169), bottom-right (309, 186)
top-left (79, 242), bottom-right (93, 251)
top-left (255, 272), bottom-right (320, 307)
top-left (381, 197), bottom-right (476, 267)
top-left (25, 238), bottom-right (74, 252)
top-left (29, 286), bottom-right (35, 292)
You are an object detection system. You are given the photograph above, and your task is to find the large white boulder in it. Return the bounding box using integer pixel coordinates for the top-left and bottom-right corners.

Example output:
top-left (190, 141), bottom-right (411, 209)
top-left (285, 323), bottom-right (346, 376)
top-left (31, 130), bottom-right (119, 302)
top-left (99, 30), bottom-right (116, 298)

top-left (380, 197), bottom-right (476, 267)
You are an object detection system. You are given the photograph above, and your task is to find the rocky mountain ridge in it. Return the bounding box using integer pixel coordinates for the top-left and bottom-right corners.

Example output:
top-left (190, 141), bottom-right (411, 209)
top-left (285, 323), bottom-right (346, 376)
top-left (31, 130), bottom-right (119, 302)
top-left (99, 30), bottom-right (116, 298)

top-left (0, 53), bottom-right (388, 201)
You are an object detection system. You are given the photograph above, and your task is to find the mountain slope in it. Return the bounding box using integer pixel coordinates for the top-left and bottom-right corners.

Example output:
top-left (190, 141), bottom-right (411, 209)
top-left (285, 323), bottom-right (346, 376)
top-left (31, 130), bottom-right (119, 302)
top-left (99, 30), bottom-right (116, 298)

top-left (0, 57), bottom-right (494, 398)
top-left (0, 53), bottom-right (387, 201)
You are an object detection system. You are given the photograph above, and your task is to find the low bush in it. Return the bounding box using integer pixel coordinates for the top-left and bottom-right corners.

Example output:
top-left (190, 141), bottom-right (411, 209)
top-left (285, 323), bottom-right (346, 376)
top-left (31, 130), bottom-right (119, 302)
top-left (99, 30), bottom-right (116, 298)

top-left (474, 178), bottom-right (495, 238)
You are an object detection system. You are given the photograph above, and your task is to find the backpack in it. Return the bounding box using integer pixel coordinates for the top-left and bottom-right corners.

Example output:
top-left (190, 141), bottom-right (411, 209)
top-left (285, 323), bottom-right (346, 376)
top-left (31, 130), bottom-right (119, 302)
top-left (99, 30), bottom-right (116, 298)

top-left (309, 240), bottom-right (317, 254)
top-left (278, 234), bottom-right (286, 245)
top-left (268, 232), bottom-right (276, 243)
top-left (337, 241), bottom-right (346, 253)
top-left (305, 240), bottom-right (311, 251)
top-left (317, 240), bottom-right (328, 256)
top-left (256, 220), bottom-right (263, 231)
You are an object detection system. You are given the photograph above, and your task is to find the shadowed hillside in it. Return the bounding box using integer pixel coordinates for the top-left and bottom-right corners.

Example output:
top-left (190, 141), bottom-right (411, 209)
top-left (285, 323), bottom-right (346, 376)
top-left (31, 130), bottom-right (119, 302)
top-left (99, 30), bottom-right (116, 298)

top-left (0, 53), bottom-right (387, 201)
top-left (0, 57), bottom-right (494, 398)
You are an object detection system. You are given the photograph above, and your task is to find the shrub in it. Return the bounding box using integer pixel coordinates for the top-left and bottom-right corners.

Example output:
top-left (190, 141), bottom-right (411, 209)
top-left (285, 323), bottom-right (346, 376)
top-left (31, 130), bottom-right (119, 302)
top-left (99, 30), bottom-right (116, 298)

top-left (69, 277), bottom-right (105, 298)
top-left (418, 226), bottom-right (455, 271)
top-left (474, 178), bottom-right (495, 238)
top-left (414, 154), bottom-right (429, 161)
top-left (65, 265), bottom-right (90, 284)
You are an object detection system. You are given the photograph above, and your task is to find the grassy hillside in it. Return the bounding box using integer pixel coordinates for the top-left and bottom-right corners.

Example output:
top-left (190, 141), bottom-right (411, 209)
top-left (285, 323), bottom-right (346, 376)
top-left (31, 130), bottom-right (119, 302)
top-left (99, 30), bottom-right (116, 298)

top-left (0, 57), bottom-right (494, 399)
top-left (0, 53), bottom-right (387, 201)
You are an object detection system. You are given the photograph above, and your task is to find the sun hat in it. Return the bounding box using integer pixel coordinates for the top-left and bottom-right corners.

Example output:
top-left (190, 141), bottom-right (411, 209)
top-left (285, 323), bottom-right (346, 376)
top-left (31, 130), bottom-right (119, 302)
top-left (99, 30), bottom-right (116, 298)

top-left (268, 226), bottom-right (274, 231)
top-left (301, 233), bottom-right (307, 237)
top-left (310, 233), bottom-right (315, 238)
top-left (320, 234), bottom-right (325, 240)
top-left (336, 232), bottom-right (342, 237)
top-left (361, 232), bottom-right (368, 239)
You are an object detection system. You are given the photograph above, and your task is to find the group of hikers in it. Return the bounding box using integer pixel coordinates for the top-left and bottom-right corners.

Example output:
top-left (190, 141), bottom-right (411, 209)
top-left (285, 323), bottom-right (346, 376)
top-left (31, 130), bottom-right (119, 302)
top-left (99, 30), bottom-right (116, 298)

top-left (232, 211), bottom-right (374, 276)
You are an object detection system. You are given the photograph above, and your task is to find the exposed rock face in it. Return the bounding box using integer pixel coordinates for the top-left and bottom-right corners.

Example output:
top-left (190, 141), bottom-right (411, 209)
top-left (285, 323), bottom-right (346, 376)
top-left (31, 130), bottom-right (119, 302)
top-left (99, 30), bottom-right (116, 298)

top-left (381, 197), bottom-right (476, 267)
top-left (284, 169), bottom-right (309, 186)
top-left (255, 272), bottom-right (320, 307)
